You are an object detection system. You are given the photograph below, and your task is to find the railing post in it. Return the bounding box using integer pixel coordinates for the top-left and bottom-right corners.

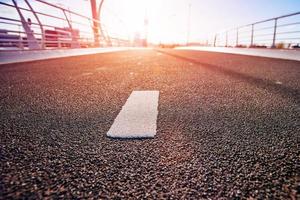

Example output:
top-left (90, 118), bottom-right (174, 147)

top-left (236, 28), bottom-right (239, 47)
top-left (18, 32), bottom-right (24, 50)
top-left (12, 0), bottom-right (40, 50)
top-left (63, 10), bottom-right (79, 48)
top-left (97, 0), bottom-right (106, 46)
top-left (214, 34), bottom-right (217, 47)
top-left (271, 18), bottom-right (278, 48)
top-left (225, 31), bottom-right (228, 47)
top-left (24, 0), bottom-right (45, 49)
top-left (250, 24), bottom-right (254, 47)
top-left (90, 0), bottom-right (100, 47)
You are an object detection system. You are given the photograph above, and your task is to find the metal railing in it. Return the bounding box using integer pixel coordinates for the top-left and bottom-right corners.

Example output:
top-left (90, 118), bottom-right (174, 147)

top-left (212, 11), bottom-right (300, 49)
top-left (0, 0), bottom-right (130, 50)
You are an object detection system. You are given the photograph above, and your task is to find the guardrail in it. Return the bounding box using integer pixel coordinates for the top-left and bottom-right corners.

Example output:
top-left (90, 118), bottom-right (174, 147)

top-left (212, 11), bottom-right (300, 49)
top-left (0, 0), bottom-right (130, 50)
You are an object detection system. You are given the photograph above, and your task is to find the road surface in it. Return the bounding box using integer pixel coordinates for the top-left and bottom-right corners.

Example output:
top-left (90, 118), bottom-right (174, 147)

top-left (0, 49), bottom-right (299, 199)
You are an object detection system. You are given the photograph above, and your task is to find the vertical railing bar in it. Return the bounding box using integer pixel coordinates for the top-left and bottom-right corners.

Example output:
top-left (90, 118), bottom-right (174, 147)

top-left (236, 28), bottom-right (239, 47)
top-left (272, 18), bottom-right (278, 48)
top-left (18, 24), bottom-right (23, 49)
top-left (62, 9), bottom-right (79, 48)
top-left (24, 0), bottom-right (45, 49)
top-left (250, 24), bottom-right (254, 47)
top-left (11, 0), bottom-right (40, 49)
top-left (214, 34), bottom-right (217, 47)
top-left (225, 31), bottom-right (228, 47)
top-left (213, 12), bottom-right (300, 49)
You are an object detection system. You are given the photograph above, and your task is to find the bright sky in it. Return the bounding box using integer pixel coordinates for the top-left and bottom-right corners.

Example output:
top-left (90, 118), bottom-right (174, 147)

top-left (58, 0), bottom-right (300, 44)
top-left (1, 0), bottom-right (300, 44)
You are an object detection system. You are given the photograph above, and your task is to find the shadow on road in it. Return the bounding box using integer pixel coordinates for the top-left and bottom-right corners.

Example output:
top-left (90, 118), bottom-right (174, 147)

top-left (156, 49), bottom-right (300, 105)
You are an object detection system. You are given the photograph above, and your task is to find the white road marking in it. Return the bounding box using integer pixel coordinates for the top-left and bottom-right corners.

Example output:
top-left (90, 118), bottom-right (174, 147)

top-left (107, 91), bottom-right (159, 138)
top-left (275, 81), bottom-right (282, 85)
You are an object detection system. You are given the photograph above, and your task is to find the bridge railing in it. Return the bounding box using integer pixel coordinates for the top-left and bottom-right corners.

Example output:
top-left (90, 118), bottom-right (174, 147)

top-left (0, 0), bottom-right (130, 50)
top-left (212, 11), bottom-right (300, 49)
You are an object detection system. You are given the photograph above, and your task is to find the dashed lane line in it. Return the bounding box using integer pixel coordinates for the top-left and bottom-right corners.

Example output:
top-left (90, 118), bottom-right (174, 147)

top-left (107, 90), bottom-right (159, 139)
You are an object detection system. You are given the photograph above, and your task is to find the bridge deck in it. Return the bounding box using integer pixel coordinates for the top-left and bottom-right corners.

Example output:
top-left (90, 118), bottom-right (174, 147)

top-left (0, 49), bottom-right (299, 199)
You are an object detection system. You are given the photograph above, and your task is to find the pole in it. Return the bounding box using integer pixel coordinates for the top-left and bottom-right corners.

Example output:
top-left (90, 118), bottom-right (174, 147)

top-left (12, 0), bottom-right (40, 49)
top-left (144, 10), bottom-right (148, 47)
top-left (271, 18), bottom-right (278, 48)
top-left (97, 0), bottom-right (106, 46)
top-left (250, 24), bottom-right (254, 47)
top-left (24, 0), bottom-right (45, 49)
top-left (236, 28), bottom-right (239, 47)
top-left (214, 34), bottom-right (217, 47)
top-left (225, 31), bottom-right (228, 47)
top-left (186, 3), bottom-right (191, 45)
top-left (90, 0), bottom-right (100, 47)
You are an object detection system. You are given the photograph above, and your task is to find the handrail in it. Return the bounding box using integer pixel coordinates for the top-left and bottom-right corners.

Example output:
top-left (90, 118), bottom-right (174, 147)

top-left (0, 0), bottom-right (130, 50)
top-left (212, 11), bottom-right (300, 48)
top-left (35, 0), bottom-right (102, 24)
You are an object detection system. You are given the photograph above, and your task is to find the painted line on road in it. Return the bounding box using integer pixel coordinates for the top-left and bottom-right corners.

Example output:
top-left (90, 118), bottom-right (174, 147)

top-left (107, 90), bottom-right (159, 138)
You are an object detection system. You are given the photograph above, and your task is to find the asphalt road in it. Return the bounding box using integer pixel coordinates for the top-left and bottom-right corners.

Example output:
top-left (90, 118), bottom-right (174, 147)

top-left (0, 49), bottom-right (299, 199)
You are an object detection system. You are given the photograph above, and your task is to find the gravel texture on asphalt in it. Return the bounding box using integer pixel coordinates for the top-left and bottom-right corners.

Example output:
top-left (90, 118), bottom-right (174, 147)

top-left (0, 49), bottom-right (299, 199)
